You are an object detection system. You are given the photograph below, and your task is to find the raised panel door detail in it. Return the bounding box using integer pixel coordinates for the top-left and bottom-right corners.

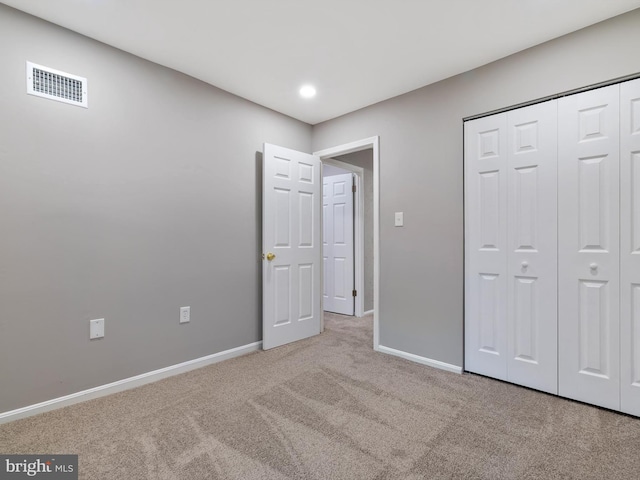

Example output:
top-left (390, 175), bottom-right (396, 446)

top-left (333, 180), bottom-right (346, 196)
top-left (299, 191), bottom-right (313, 247)
top-left (333, 258), bottom-right (346, 299)
top-left (298, 264), bottom-right (313, 321)
top-left (632, 99), bottom-right (640, 135)
top-left (275, 156), bottom-right (291, 179)
top-left (514, 121), bottom-right (538, 153)
top-left (633, 285), bottom-right (640, 386)
top-left (274, 266), bottom-right (291, 326)
top-left (479, 273), bottom-right (500, 354)
top-left (579, 105), bottom-right (607, 142)
top-left (322, 204), bottom-right (328, 246)
top-left (514, 277), bottom-right (538, 364)
top-left (333, 203), bottom-right (346, 244)
top-left (323, 256), bottom-right (328, 298)
top-left (299, 162), bottom-right (313, 183)
top-left (479, 170), bottom-right (500, 250)
top-left (578, 155), bottom-right (609, 252)
top-left (514, 166), bottom-right (538, 252)
top-left (274, 188), bottom-right (291, 247)
top-left (479, 129), bottom-right (500, 158)
top-left (632, 152), bottom-right (640, 254)
top-left (579, 280), bottom-right (610, 377)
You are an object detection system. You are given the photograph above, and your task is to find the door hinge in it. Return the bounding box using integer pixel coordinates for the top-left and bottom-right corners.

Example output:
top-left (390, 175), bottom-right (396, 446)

top-left (352, 290), bottom-right (357, 297)
top-left (352, 184), bottom-right (356, 193)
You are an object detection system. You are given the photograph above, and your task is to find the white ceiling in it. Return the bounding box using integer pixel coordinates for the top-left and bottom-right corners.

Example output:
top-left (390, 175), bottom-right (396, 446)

top-left (3, 0), bottom-right (640, 124)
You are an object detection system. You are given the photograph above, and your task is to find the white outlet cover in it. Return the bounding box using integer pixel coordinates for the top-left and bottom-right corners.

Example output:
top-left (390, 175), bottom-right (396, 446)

top-left (90, 318), bottom-right (105, 339)
top-left (395, 212), bottom-right (404, 227)
top-left (180, 306), bottom-right (190, 324)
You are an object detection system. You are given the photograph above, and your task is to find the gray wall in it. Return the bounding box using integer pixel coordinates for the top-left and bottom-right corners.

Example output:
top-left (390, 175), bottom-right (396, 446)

top-left (0, 5), bottom-right (311, 412)
top-left (333, 150), bottom-right (374, 313)
top-left (312, 9), bottom-right (640, 367)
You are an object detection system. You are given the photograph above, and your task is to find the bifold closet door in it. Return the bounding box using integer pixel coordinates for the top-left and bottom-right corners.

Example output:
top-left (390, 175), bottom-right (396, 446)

top-left (621, 78), bottom-right (640, 416)
top-left (506, 101), bottom-right (558, 394)
top-left (465, 113), bottom-right (509, 380)
top-left (558, 84), bottom-right (620, 410)
top-left (465, 103), bottom-right (557, 390)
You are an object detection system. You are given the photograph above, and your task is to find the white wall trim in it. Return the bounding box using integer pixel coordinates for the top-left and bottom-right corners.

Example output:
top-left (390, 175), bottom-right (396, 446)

top-left (0, 341), bottom-right (262, 425)
top-left (314, 136), bottom-right (380, 350)
top-left (377, 344), bottom-right (463, 374)
top-left (363, 309), bottom-right (375, 316)
top-left (322, 157), bottom-right (365, 318)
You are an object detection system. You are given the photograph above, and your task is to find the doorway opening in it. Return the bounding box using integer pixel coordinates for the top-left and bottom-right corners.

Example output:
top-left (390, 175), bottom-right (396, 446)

top-left (314, 137), bottom-right (380, 349)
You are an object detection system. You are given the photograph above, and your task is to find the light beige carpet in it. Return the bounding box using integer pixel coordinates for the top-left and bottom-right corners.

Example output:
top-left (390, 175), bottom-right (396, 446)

top-left (1, 313), bottom-right (639, 479)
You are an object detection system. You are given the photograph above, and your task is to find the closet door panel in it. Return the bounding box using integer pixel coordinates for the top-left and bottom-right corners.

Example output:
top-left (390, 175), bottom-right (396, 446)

top-left (506, 101), bottom-right (558, 394)
top-left (465, 113), bottom-right (508, 380)
top-left (621, 78), bottom-right (640, 416)
top-left (558, 85), bottom-right (620, 410)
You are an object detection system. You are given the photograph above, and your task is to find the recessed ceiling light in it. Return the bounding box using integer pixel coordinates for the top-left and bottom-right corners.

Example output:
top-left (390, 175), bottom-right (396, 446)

top-left (299, 85), bottom-right (316, 98)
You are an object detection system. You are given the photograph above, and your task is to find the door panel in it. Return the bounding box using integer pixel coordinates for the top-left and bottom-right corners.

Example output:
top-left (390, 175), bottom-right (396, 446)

top-left (558, 85), bottom-right (620, 410)
top-left (263, 144), bottom-right (321, 349)
top-left (621, 78), bottom-right (640, 416)
top-left (506, 101), bottom-right (558, 394)
top-left (323, 173), bottom-right (354, 315)
top-left (465, 113), bottom-right (508, 380)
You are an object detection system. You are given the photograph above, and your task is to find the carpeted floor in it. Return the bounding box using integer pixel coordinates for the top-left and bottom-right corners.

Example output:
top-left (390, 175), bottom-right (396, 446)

top-left (1, 313), bottom-right (639, 479)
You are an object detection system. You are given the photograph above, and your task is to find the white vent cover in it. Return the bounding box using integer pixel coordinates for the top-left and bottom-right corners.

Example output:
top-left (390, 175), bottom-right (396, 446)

top-left (26, 61), bottom-right (88, 108)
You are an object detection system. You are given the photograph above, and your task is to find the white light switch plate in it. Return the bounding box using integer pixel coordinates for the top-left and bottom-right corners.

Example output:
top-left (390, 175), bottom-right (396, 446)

top-left (90, 318), bottom-right (105, 339)
top-left (395, 212), bottom-right (404, 227)
top-left (180, 306), bottom-right (191, 324)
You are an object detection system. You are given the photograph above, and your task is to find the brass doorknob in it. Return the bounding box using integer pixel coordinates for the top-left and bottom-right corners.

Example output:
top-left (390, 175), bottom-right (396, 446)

top-left (266, 252), bottom-right (276, 261)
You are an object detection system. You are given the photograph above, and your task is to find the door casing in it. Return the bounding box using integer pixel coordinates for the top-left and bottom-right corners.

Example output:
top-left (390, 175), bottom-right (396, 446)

top-left (314, 136), bottom-right (380, 350)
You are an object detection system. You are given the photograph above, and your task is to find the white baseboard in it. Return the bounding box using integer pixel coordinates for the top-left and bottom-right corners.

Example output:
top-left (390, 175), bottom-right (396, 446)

top-left (377, 344), bottom-right (462, 374)
top-left (363, 309), bottom-right (375, 316)
top-left (0, 341), bottom-right (262, 425)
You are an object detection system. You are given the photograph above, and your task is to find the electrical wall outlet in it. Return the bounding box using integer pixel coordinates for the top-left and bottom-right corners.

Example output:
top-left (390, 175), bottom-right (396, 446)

top-left (90, 318), bottom-right (105, 339)
top-left (180, 306), bottom-right (190, 324)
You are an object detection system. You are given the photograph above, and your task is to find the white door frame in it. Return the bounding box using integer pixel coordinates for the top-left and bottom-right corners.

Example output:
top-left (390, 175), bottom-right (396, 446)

top-left (313, 136), bottom-right (380, 350)
top-left (322, 159), bottom-right (363, 317)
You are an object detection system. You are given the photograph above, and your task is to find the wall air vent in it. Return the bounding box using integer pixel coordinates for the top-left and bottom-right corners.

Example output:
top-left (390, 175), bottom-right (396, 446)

top-left (26, 61), bottom-right (88, 108)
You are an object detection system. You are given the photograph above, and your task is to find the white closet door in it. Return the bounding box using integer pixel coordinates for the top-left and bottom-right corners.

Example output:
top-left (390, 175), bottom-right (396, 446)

top-left (621, 78), bottom-right (640, 416)
top-left (506, 101), bottom-right (558, 394)
top-left (465, 113), bottom-right (508, 380)
top-left (558, 85), bottom-right (620, 410)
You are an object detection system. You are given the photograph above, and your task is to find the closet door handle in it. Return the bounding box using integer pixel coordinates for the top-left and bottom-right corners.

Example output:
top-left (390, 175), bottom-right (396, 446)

top-left (590, 263), bottom-right (598, 272)
top-left (521, 261), bottom-right (529, 270)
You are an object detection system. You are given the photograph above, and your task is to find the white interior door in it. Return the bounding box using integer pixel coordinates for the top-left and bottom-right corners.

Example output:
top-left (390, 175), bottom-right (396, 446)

top-left (558, 85), bottom-right (620, 410)
top-left (262, 143), bottom-right (321, 350)
top-left (620, 78), bottom-right (640, 416)
top-left (465, 113), bottom-right (509, 380)
top-left (323, 173), bottom-right (355, 315)
top-left (506, 100), bottom-right (558, 394)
